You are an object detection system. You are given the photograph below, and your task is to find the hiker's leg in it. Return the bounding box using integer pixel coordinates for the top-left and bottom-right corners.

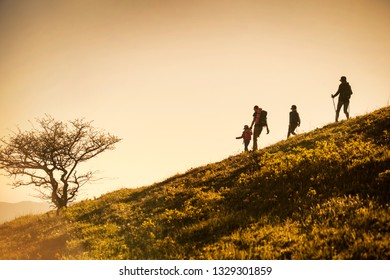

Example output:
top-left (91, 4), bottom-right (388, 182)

top-left (335, 101), bottom-right (342, 122)
top-left (253, 125), bottom-right (260, 150)
top-left (252, 136), bottom-right (258, 151)
top-left (258, 125), bottom-right (263, 138)
top-left (344, 101), bottom-right (350, 119)
top-left (291, 124), bottom-right (297, 135)
top-left (252, 130), bottom-right (257, 150)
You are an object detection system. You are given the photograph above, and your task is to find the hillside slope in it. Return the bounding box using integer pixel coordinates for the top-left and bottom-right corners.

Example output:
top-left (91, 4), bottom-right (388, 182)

top-left (0, 106), bottom-right (389, 260)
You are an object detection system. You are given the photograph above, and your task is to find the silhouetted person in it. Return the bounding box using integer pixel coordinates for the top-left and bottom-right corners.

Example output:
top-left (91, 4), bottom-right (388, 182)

top-left (287, 105), bottom-right (301, 138)
top-left (250, 105), bottom-right (269, 151)
top-left (332, 76), bottom-right (353, 122)
top-left (236, 125), bottom-right (252, 151)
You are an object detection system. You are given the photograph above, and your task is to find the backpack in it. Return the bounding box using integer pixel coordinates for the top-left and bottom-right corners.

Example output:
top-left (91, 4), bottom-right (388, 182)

top-left (340, 83), bottom-right (353, 101)
top-left (260, 110), bottom-right (267, 126)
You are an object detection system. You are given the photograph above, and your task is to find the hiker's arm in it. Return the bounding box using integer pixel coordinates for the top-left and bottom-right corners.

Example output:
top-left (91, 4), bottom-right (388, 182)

top-left (265, 121), bottom-right (270, 134)
top-left (332, 85), bottom-right (341, 98)
top-left (250, 117), bottom-right (255, 129)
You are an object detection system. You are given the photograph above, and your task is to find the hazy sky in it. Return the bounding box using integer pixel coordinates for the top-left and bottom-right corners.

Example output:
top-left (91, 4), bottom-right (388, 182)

top-left (1, 0), bottom-right (389, 203)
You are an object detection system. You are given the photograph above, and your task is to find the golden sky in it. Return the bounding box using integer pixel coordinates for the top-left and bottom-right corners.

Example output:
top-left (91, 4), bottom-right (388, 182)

top-left (1, 0), bottom-right (389, 203)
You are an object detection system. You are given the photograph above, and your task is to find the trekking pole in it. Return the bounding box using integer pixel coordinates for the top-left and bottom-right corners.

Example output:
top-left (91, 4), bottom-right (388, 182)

top-left (332, 96), bottom-right (336, 112)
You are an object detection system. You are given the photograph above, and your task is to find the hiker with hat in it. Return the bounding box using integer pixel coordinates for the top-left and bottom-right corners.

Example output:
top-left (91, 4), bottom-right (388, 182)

top-left (331, 76), bottom-right (353, 122)
top-left (250, 105), bottom-right (270, 151)
top-left (236, 125), bottom-right (252, 152)
top-left (287, 105), bottom-right (301, 138)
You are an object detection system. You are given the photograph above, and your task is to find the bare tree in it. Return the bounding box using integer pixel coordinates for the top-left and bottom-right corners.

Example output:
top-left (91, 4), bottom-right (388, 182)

top-left (0, 116), bottom-right (121, 211)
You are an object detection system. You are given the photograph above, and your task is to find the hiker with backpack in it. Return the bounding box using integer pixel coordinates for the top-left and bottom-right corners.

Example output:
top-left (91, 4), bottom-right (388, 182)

top-left (236, 125), bottom-right (252, 152)
top-left (287, 105), bottom-right (301, 138)
top-left (250, 105), bottom-right (269, 151)
top-left (332, 76), bottom-right (353, 122)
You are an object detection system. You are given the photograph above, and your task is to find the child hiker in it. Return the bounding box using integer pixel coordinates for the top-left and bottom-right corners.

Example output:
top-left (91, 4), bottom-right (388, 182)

top-left (236, 125), bottom-right (252, 151)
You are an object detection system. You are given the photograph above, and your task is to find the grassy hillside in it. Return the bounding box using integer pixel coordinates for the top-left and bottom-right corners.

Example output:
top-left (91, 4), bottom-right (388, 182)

top-left (0, 107), bottom-right (389, 260)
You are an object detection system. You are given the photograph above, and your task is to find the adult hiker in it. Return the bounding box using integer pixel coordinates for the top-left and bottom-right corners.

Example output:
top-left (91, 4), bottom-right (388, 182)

top-left (236, 125), bottom-right (252, 152)
top-left (250, 105), bottom-right (269, 151)
top-left (287, 105), bottom-right (301, 138)
top-left (331, 76), bottom-right (353, 122)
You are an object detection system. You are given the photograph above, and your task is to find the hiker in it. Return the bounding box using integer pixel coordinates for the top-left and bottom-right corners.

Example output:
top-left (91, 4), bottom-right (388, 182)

top-left (236, 125), bottom-right (252, 151)
top-left (250, 105), bottom-right (270, 151)
top-left (287, 105), bottom-right (301, 138)
top-left (332, 76), bottom-right (353, 122)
